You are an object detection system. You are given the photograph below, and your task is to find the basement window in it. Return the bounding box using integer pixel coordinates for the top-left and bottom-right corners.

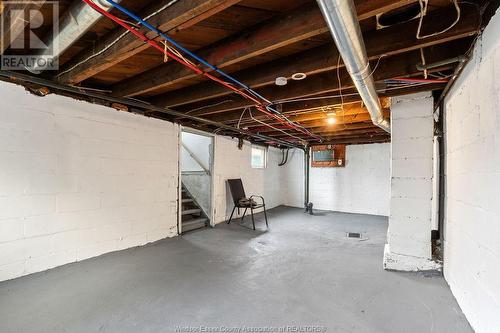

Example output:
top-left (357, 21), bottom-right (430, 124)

top-left (251, 146), bottom-right (267, 169)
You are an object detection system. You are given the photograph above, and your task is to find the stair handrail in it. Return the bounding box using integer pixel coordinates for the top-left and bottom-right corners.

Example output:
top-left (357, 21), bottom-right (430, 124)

top-left (181, 143), bottom-right (210, 175)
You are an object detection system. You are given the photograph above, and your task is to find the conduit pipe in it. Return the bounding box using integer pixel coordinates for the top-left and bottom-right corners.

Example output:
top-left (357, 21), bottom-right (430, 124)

top-left (316, 0), bottom-right (390, 133)
top-left (27, 0), bottom-right (121, 74)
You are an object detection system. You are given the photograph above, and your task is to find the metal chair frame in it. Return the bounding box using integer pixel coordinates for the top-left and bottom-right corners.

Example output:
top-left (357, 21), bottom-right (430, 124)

top-left (226, 179), bottom-right (269, 230)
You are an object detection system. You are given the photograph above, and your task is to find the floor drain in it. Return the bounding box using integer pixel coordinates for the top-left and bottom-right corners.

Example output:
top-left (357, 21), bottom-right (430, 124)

top-left (346, 232), bottom-right (362, 239)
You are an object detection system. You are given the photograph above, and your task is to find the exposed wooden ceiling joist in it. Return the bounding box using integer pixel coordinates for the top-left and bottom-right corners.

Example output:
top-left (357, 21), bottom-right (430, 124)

top-left (57, 0), bottom-right (242, 84)
top-left (111, 0), bottom-right (423, 98)
top-left (151, 6), bottom-right (477, 108)
top-left (175, 41), bottom-right (465, 118)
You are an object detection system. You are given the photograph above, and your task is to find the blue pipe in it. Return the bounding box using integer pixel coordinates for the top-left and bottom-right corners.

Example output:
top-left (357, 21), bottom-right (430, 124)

top-left (103, 0), bottom-right (274, 106)
top-left (102, 0), bottom-right (317, 136)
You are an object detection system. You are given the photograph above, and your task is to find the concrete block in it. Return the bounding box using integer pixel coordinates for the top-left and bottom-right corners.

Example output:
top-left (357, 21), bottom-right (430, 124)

top-left (0, 218), bottom-right (24, 243)
top-left (391, 157), bottom-right (433, 179)
top-left (391, 178), bottom-right (432, 199)
top-left (383, 244), bottom-right (441, 271)
top-left (392, 137), bottom-right (433, 160)
top-left (56, 193), bottom-right (100, 213)
top-left (392, 117), bottom-right (434, 139)
top-left (0, 261), bottom-right (25, 282)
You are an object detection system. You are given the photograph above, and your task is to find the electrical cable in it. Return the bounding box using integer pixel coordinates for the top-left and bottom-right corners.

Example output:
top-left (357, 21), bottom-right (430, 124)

top-left (416, 0), bottom-right (461, 39)
top-left (274, 81), bottom-right (443, 104)
top-left (91, 0), bottom-right (321, 142)
top-left (236, 107), bottom-right (248, 129)
top-left (184, 99), bottom-right (234, 114)
top-left (278, 148), bottom-right (290, 166)
top-left (248, 109), bottom-right (305, 142)
top-left (57, 0), bottom-right (180, 78)
top-left (81, 0), bottom-right (321, 143)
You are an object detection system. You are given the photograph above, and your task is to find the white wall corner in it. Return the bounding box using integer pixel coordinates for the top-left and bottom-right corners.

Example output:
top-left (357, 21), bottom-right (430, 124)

top-left (383, 244), bottom-right (442, 272)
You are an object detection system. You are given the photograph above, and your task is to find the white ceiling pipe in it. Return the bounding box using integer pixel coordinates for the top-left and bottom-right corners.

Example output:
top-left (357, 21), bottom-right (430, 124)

top-left (316, 0), bottom-right (390, 133)
top-left (27, 0), bottom-right (121, 74)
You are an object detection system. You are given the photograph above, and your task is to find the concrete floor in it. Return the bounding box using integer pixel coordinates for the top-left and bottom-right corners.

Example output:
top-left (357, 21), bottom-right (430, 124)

top-left (0, 206), bottom-right (471, 333)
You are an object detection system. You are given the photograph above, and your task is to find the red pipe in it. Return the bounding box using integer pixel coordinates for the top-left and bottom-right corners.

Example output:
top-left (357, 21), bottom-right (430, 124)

top-left (81, 0), bottom-right (320, 142)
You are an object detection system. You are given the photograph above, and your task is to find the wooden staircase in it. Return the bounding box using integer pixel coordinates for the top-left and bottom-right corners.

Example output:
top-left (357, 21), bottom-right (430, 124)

top-left (181, 184), bottom-right (209, 233)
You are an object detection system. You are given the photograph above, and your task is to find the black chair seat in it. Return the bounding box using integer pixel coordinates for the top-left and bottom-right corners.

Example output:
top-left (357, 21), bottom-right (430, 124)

top-left (227, 179), bottom-right (268, 230)
top-left (238, 202), bottom-right (264, 209)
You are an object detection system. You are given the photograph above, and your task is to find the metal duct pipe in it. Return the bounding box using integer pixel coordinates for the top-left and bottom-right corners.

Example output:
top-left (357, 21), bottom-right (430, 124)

top-left (316, 0), bottom-right (390, 133)
top-left (27, 0), bottom-right (121, 74)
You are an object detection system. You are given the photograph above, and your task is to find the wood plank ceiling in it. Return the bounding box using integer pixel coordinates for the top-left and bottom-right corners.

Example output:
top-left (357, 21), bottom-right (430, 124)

top-left (1, 0), bottom-right (497, 147)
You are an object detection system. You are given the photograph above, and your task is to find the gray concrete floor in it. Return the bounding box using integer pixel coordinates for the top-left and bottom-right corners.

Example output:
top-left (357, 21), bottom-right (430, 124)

top-left (0, 206), bottom-right (471, 333)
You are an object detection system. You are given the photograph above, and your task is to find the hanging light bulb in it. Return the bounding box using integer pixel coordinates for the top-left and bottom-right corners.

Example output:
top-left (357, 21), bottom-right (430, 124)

top-left (327, 117), bottom-right (336, 125)
top-left (326, 111), bottom-right (337, 125)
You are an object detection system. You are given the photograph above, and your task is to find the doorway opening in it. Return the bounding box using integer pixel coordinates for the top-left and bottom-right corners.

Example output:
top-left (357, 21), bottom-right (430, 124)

top-left (179, 130), bottom-right (214, 233)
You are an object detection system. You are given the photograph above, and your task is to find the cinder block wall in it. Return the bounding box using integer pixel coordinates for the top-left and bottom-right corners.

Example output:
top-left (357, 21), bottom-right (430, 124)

top-left (213, 136), bottom-right (285, 223)
top-left (310, 143), bottom-right (390, 216)
top-left (0, 81), bottom-right (179, 281)
top-left (386, 93), bottom-right (435, 262)
top-left (281, 143), bottom-right (391, 216)
top-left (443, 9), bottom-right (500, 332)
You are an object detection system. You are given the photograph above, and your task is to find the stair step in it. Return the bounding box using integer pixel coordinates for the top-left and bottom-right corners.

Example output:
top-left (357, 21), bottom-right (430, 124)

top-left (182, 218), bottom-right (208, 232)
top-left (181, 198), bottom-right (194, 203)
top-left (182, 208), bottom-right (201, 215)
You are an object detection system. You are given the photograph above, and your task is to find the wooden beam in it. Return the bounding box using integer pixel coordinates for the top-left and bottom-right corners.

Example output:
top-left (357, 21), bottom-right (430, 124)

top-left (57, 0), bottom-right (241, 84)
top-left (238, 106), bottom-right (382, 129)
top-left (249, 110), bottom-right (390, 133)
top-left (113, 0), bottom-right (420, 97)
top-left (267, 123), bottom-right (378, 138)
top-left (1, 1), bottom-right (47, 54)
top-left (112, 4), bottom-right (328, 97)
top-left (355, 0), bottom-right (418, 20)
top-left (178, 41), bottom-right (464, 117)
top-left (150, 5), bottom-right (478, 107)
top-left (202, 80), bottom-right (446, 125)
top-left (319, 135), bottom-right (391, 145)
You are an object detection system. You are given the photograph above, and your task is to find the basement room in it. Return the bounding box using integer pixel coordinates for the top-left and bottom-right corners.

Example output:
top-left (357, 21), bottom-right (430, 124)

top-left (1, 0), bottom-right (499, 332)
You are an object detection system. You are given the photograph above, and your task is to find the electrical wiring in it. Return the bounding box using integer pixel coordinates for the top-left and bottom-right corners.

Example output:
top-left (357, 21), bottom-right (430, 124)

top-left (336, 54), bottom-right (345, 111)
top-left (248, 109), bottom-right (305, 142)
top-left (278, 148), bottom-right (290, 166)
top-left (274, 81), bottom-right (442, 104)
top-left (81, 0), bottom-right (320, 144)
top-left (184, 99), bottom-right (234, 114)
top-left (416, 0), bottom-right (461, 39)
top-left (84, 0), bottom-right (321, 143)
top-left (389, 78), bottom-right (449, 84)
top-left (57, 0), bottom-right (180, 78)
top-left (236, 108), bottom-right (248, 129)
top-left (420, 48), bottom-right (428, 79)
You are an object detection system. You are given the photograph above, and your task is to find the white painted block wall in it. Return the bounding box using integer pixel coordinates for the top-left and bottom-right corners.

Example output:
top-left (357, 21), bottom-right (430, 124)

top-left (282, 149), bottom-right (305, 208)
top-left (442, 9), bottom-right (500, 332)
top-left (281, 143), bottom-right (391, 216)
top-left (310, 144), bottom-right (390, 216)
top-left (0, 81), bottom-right (179, 281)
top-left (383, 92), bottom-right (439, 271)
top-left (212, 137), bottom-right (285, 223)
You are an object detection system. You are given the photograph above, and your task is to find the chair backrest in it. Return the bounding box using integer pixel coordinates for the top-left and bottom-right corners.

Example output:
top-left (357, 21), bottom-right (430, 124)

top-left (227, 179), bottom-right (246, 205)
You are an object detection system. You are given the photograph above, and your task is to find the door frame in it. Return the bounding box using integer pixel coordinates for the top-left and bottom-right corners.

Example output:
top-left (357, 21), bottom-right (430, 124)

top-left (178, 127), bottom-right (216, 231)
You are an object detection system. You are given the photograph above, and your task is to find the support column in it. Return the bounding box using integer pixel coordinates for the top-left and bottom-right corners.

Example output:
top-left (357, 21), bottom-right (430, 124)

top-left (383, 92), bottom-right (441, 271)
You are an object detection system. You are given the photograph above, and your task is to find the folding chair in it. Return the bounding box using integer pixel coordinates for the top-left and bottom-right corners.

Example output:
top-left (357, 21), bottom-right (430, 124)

top-left (226, 178), bottom-right (268, 230)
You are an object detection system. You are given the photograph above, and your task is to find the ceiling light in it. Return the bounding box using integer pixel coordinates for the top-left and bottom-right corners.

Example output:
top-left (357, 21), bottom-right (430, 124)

top-left (275, 77), bottom-right (287, 86)
top-left (327, 117), bottom-right (336, 125)
top-left (291, 72), bottom-right (307, 80)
